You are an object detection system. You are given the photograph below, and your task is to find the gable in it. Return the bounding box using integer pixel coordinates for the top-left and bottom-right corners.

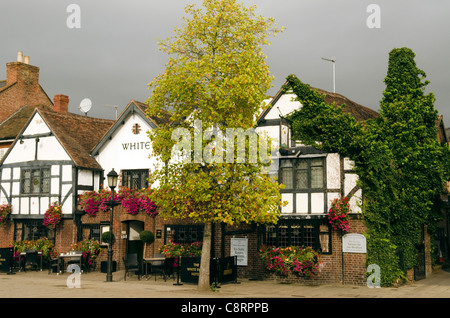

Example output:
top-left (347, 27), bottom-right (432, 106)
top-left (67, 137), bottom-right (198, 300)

top-left (2, 111), bottom-right (71, 165)
top-left (264, 94), bottom-right (301, 120)
top-left (93, 103), bottom-right (157, 172)
top-left (91, 101), bottom-right (156, 157)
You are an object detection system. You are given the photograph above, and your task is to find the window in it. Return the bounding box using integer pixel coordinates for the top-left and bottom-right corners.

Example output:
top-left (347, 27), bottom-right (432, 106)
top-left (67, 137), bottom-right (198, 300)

top-left (310, 159), bottom-right (324, 188)
top-left (265, 219), bottom-right (331, 253)
top-left (280, 161), bottom-right (293, 189)
top-left (122, 169), bottom-right (149, 189)
top-left (21, 168), bottom-right (50, 194)
top-left (165, 225), bottom-right (204, 245)
top-left (280, 158), bottom-right (325, 190)
top-left (79, 223), bottom-right (102, 242)
top-left (19, 220), bottom-right (54, 241)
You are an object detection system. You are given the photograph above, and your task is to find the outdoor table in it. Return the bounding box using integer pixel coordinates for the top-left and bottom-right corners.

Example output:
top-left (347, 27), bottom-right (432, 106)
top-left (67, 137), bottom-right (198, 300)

top-left (58, 253), bottom-right (83, 274)
top-left (18, 251), bottom-right (43, 271)
top-left (142, 257), bottom-right (165, 280)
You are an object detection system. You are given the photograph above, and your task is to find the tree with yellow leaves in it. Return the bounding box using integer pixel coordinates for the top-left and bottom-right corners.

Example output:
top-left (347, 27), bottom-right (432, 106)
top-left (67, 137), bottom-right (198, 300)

top-left (146, 0), bottom-right (284, 291)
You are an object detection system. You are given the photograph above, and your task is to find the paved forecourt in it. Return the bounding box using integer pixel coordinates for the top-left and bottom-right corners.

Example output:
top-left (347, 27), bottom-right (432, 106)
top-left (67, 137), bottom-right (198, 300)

top-left (1, 267), bottom-right (450, 298)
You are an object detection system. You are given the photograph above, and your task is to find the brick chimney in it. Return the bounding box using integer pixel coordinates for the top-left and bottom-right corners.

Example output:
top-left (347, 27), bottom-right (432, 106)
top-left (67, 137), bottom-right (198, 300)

top-left (53, 94), bottom-right (69, 113)
top-left (6, 52), bottom-right (40, 87)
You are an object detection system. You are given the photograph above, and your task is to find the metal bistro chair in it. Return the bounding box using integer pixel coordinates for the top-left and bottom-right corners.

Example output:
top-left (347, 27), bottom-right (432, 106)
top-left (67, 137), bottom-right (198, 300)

top-left (153, 256), bottom-right (176, 282)
top-left (150, 253), bottom-right (164, 281)
top-left (123, 253), bottom-right (141, 281)
top-left (48, 253), bottom-right (61, 274)
top-left (24, 250), bottom-right (39, 271)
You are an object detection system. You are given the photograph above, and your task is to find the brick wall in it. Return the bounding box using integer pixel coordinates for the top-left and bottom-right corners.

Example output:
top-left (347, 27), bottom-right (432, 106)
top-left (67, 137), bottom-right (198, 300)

top-left (0, 61), bottom-right (53, 123)
top-left (213, 223), bottom-right (265, 280)
top-left (238, 215), bottom-right (369, 285)
top-left (0, 216), bottom-right (77, 255)
top-left (0, 220), bottom-right (14, 248)
top-left (0, 210), bottom-right (433, 285)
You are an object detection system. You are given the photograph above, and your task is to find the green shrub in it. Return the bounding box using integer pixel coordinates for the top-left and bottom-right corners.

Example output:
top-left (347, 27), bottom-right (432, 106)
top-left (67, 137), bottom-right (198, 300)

top-left (139, 230), bottom-right (155, 244)
top-left (366, 232), bottom-right (406, 286)
top-left (101, 231), bottom-right (115, 244)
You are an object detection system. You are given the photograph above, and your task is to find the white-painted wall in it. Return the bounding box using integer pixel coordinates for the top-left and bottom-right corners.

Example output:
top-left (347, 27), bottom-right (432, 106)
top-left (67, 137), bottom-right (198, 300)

top-left (3, 113), bottom-right (71, 164)
top-left (93, 111), bottom-right (159, 189)
top-left (263, 94), bottom-right (300, 120)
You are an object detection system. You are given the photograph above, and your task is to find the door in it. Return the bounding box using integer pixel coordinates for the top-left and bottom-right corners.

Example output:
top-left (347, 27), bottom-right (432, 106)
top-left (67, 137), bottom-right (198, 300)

top-left (414, 225), bottom-right (426, 281)
top-left (126, 221), bottom-right (144, 261)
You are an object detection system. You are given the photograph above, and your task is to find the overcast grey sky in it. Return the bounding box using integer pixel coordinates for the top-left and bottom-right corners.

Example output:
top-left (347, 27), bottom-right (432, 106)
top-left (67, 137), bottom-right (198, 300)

top-left (1, 0), bottom-right (449, 128)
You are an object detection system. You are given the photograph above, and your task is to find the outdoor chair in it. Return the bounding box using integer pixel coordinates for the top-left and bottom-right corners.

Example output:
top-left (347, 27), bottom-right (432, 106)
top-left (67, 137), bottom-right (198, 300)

top-left (24, 250), bottom-right (39, 271)
top-left (150, 253), bottom-right (164, 280)
top-left (123, 253), bottom-right (141, 281)
top-left (48, 254), bottom-right (61, 274)
top-left (153, 257), bottom-right (176, 281)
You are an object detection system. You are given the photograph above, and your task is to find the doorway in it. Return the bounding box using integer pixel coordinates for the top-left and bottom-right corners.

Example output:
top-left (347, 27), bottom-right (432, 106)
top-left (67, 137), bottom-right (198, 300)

top-left (125, 221), bottom-right (144, 261)
top-left (414, 225), bottom-right (426, 281)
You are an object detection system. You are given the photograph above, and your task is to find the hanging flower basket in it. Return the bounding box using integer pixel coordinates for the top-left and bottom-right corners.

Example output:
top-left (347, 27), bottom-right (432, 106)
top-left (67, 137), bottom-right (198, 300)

top-left (0, 204), bottom-right (12, 226)
top-left (327, 197), bottom-right (350, 233)
top-left (78, 187), bottom-right (158, 217)
top-left (43, 203), bottom-right (62, 229)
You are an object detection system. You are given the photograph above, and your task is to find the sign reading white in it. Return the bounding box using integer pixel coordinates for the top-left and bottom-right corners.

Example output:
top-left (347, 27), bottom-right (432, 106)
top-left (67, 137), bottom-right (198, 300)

top-left (342, 233), bottom-right (367, 253)
top-left (230, 237), bottom-right (248, 266)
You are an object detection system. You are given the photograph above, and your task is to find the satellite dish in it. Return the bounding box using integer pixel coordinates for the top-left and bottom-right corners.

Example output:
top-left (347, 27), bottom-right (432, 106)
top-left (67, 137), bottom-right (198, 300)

top-left (79, 98), bottom-right (92, 115)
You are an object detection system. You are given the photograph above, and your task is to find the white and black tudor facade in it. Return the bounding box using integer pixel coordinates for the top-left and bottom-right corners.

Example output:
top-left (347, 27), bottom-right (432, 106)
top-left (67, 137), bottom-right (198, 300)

top-left (1, 74), bottom-right (445, 284)
top-left (255, 83), bottom-right (379, 256)
top-left (0, 95), bottom-right (113, 242)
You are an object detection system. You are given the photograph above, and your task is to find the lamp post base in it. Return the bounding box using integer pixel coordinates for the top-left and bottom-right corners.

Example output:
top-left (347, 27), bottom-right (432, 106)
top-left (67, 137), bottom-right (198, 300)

top-left (106, 249), bottom-right (113, 282)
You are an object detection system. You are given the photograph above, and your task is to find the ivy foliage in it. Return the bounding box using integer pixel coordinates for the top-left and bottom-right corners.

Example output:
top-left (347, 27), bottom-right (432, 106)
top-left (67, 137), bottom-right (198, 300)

top-left (285, 47), bottom-right (450, 286)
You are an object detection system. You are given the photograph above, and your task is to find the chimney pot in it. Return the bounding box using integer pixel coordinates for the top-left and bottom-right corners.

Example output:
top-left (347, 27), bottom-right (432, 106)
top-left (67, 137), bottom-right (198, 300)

top-left (24, 56), bottom-right (29, 64)
top-left (17, 51), bottom-right (23, 63)
top-left (53, 94), bottom-right (69, 113)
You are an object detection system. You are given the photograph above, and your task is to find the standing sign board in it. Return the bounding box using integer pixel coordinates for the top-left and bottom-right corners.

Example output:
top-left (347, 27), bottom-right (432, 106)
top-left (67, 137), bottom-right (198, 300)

top-left (230, 238), bottom-right (248, 266)
top-left (212, 257), bottom-right (237, 284)
top-left (180, 257), bottom-right (201, 284)
top-left (342, 233), bottom-right (367, 253)
top-left (0, 248), bottom-right (13, 273)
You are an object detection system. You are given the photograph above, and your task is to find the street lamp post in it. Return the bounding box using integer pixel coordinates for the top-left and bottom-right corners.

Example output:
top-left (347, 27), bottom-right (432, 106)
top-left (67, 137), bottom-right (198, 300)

top-left (106, 168), bottom-right (119, 282)
top-left (322, 57), bottom-right (336, 93)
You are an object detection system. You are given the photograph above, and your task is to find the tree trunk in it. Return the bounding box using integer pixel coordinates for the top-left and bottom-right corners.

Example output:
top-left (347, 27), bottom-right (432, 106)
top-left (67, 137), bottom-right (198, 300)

top-left (198, 222), bottom-right (212, 292)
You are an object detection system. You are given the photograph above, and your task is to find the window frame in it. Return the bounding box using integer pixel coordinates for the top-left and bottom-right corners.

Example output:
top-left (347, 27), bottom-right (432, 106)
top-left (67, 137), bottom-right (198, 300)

top-left (279, 157), bottom-right (326, 191)
top-left (264, 218), bottom-right (332, 254)
top-left (20, 167), bottom-right (51, 195)
top-left (122, 169), bottom-right (149, 189)
top-left (164, 224), bottom-right (204, 245)
top-left (17, 220), bottom-right (55, 242)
